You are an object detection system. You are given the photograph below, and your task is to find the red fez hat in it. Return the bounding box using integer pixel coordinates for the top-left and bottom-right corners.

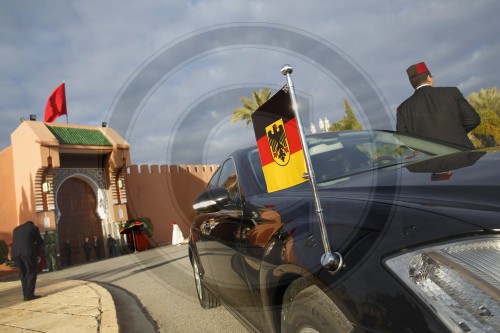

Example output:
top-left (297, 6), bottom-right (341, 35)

top-left (407, 62), bottom-right (430, 79)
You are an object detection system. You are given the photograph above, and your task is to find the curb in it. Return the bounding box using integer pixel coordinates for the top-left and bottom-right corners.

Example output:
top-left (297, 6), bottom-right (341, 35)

top-left (91, 283), bottom-right (119, 333)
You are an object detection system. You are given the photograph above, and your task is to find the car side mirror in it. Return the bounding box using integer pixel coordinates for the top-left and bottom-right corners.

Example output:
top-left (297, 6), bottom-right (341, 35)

top-left (192, 187), bottom-right (230, 213)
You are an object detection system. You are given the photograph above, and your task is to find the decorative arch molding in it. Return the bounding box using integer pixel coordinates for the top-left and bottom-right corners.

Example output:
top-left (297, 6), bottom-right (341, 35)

top-left (53, 168), bottom-right (110, 225)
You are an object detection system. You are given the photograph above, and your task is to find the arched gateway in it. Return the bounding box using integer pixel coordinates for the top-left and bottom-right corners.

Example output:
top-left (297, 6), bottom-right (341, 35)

top-left (56, 175), bottom-right (105, 265)
top-left (0, 121), bottom-right (131, 268)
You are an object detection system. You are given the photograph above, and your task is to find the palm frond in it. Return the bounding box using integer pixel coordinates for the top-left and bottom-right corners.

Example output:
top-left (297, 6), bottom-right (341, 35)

top-left (231, 88), bottom-right (272, 126)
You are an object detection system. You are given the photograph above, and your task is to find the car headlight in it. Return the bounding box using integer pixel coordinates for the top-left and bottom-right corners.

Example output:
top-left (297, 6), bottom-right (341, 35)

top-left (385, 237), bottom-right (500, 333)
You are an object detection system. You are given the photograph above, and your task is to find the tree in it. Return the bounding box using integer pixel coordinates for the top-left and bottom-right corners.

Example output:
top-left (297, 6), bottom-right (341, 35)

top-left (329, 98), bottom-right (363, 131)
top-left (467, 87), bottom-right (500, 118)
top-left (467, 87), bottom-right (500, 147)
top-left (231, 88), bottom-right (272, 127)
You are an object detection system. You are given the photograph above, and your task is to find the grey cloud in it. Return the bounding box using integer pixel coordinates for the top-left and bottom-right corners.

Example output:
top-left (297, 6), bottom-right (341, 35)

top-left (1, 1), bottom-right (499, 165)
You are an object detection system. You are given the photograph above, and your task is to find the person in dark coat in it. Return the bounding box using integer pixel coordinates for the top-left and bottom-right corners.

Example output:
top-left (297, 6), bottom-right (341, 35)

top-left (396, 62), bottom-right (480, 148)
top-left (106, 234), bottom-right (116, 257)
top-left (83, 237), bottom-right (91, 262)
top-left (93, 235), bottom-right (101, 260)
top-left (11, 221), bottom-right (44, 301)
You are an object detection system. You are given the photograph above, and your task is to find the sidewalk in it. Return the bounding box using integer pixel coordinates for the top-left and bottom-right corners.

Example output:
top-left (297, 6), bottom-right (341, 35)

top-left (0, 276), bottom-right (119, 333)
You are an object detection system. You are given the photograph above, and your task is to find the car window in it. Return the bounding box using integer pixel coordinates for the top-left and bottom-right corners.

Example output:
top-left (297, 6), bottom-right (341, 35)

top-left (307, 131), bottom-right (466, 183)
top-left (310, 144), bottom-right (371, 182)
top-left (206, 166), bottom-right (222, 190)
top-left (217, 159), bottom-right (240, 198)
top-left (248, 149), bottom-right (267, 191)
top-left (244, 131), bottom-right (467, 188)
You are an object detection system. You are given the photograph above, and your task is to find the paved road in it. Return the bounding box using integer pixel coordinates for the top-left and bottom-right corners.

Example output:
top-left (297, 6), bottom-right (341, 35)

top-left (37, 244), bottom-right (247, 333)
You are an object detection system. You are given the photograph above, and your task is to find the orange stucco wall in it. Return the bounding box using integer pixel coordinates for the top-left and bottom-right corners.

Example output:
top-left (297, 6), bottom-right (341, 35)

top-left (125, 164), bottom-right (217, 246)
top-left (11, 122), bottom-right (58, 228)
top-left (0, 147), bottom-right (17, 247)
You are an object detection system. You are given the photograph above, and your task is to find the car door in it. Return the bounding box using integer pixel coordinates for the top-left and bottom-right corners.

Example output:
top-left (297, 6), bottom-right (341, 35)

top-left (192, 166), bottom-right (223, 293)
top-left (204, 158), bottom-right (263, 331)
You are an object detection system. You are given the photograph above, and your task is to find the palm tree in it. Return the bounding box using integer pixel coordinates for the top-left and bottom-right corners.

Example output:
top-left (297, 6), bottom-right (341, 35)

top-left (468, 108), bottom-right (500, 147)
top-left (467, 87), bottom-right (500, 147)
top-left (467, 87), bottom-right (500, 118)
top-left (231, 88), bottom-right (272, 127)
top-left (329, 98), bottom-right (363, 131)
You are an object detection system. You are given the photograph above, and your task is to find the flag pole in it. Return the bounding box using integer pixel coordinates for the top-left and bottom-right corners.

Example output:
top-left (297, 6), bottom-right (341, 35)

top-left (281, 64), bottom-right (343, 273)
top-left (64, 81), bottom-right (68, 124)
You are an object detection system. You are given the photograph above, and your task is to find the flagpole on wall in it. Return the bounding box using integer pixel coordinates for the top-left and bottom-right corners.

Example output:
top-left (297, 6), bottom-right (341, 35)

top-left (64, 81), bottom-right (68, 124)
top-left (281, 64), bottom-right (343, 274)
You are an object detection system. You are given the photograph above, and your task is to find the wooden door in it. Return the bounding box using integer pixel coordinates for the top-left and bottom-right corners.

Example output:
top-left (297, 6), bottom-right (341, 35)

top-left (57, 178), bottom-right (103, 265)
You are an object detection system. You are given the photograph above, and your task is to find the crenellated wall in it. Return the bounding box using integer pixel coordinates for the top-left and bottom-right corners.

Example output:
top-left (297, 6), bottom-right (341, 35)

top-left (125, 164), bottom-right (218, 246)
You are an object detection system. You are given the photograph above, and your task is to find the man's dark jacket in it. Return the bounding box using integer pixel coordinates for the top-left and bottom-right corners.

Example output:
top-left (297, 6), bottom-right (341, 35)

top-left (11, 221), bottom-right (44, 258)
top-left (397, 86), bottom-right (480, 148)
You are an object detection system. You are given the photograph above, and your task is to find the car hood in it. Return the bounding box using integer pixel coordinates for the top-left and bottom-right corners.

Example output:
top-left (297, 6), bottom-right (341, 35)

top-left (318, 149), bottom-right (500, 230)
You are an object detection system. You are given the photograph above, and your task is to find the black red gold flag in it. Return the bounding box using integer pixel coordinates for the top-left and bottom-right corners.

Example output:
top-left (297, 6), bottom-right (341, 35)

top-left (251, 86), bottom-right (307, 192)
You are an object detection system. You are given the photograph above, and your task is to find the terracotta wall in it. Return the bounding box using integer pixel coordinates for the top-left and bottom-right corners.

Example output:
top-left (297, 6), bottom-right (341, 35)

top-left (125, 164), bottom-right (217, 246)
top-left (0, 147), bottom-right (17, 246)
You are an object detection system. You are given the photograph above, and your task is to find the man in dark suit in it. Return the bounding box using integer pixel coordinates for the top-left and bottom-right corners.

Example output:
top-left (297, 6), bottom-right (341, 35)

top-left (11, 221), bottom-right (44, 301)
top-left (397, 62), bottom-right (480, 148)
top-left (83, 237), bottom-right (91, 262)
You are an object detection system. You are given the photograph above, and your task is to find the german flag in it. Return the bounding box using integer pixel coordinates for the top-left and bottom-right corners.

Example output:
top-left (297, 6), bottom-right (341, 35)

top-left (251, 86), bottom-right (307, 192)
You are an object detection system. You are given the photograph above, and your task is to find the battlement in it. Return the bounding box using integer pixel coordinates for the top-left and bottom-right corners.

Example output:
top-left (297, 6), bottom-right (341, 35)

top-left (127, 164), bottom-right (218, 175)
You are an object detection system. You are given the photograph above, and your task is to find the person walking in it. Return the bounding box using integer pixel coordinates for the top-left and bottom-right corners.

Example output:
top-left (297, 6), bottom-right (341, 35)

top-left (83, 237), bottom-right (91, 262)
top-left (396, 62), bottom-right (480, 148)
top-left (11, 221), bottom-right (44, 301)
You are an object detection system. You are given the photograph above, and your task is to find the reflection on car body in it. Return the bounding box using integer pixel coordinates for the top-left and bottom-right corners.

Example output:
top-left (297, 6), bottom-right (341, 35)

top-left (189, 130), bottom-right (500, 333)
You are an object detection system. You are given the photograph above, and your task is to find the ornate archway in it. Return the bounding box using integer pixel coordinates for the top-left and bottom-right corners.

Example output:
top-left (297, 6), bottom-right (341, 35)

top-left (56, 177), bottom-right (104, 265)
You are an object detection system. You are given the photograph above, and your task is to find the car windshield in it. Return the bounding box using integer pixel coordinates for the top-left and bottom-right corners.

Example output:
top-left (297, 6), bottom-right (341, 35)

top-left (248, 130), bottom-right (467, 189)
top-left (307, 130), bottom-right (467, 183)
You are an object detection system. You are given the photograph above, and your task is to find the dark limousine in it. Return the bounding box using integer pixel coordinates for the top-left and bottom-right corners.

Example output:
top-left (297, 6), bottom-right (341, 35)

top-left (189, 129), bottom-right (500, 333)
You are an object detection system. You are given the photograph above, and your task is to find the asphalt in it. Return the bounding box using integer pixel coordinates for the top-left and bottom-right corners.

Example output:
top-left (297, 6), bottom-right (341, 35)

top-left (0, 273), bottom-right (119, 333)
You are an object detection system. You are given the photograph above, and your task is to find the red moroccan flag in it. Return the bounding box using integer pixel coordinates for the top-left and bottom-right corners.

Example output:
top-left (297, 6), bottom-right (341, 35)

top-left (44, 82), bottom-right (67, 122)
top-left (251, 86), bottom-right (307, 192)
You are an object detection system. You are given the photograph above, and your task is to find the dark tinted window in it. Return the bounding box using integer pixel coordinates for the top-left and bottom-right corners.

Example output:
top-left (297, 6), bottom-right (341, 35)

top-left (248, 149), bottom-right (266, 191)
top-left (217, 159), bottom-right (240, 198)
top-left (206, 166), bottom-right (222, 190)
top-left (307, 131), bottom-right (466, 183)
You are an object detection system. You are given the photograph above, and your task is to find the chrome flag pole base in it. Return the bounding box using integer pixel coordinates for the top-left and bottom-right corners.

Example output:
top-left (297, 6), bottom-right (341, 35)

top-left (321, 252), bottom-right (343, 274)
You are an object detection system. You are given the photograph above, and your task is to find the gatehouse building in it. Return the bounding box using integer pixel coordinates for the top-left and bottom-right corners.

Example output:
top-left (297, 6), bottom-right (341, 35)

top-left (0, 119), bottom-right (217, 268)
top-left (0, 120), bottom-right (130, 265)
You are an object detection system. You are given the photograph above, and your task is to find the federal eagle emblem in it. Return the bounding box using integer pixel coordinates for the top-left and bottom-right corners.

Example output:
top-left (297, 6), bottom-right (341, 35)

top-left (266, 118), bottom-right (290, 166)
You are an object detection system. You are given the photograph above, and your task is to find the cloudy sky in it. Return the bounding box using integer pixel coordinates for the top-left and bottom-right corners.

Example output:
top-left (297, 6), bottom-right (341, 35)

top-left (1, 1), bottom-right (499, 166)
